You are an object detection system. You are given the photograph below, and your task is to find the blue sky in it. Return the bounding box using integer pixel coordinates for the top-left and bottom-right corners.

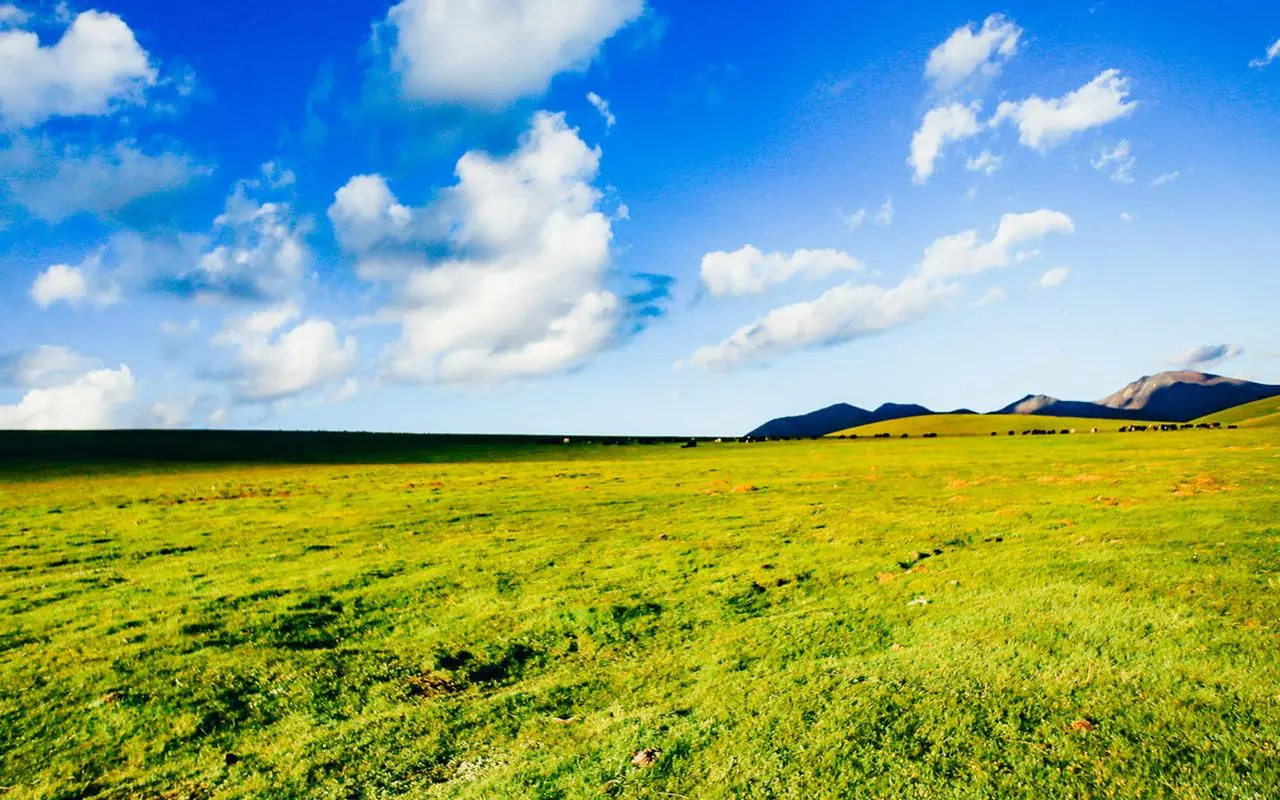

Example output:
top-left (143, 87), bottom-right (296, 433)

top-left (1, 0), bottom-right (1278, 435)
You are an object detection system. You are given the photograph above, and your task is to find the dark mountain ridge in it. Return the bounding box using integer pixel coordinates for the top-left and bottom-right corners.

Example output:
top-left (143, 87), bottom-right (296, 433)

top-left (748, 371), bottom-right (1280, 437)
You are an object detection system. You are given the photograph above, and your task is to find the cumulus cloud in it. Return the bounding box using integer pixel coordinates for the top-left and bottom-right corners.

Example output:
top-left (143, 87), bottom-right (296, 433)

top-left (683, 209), bottom-right (1074, 369)
top-left (332, 111), bottom-right (639, 385)
top-left (386, 0), bottom-right (644, 106)
top-left (910, 102), bottom-right (981, 183)
top-left (586, 91), bottom-right (615, 126)
top-left (965, 149), bottom-right (1002, 175)
top-left (176, 185), bottom-right (311, 301)
top-left (1149, 170), bottom-right (1179, 187)
top-left (30, 252), bottom-right (119, 308)
top-left (0, 345), bottom-right (97, 387)
top-left (1091, 140), bottom-right (1135, 183)
top-left (699, 246), bottom-right (862, 297)
top-left (1167, 344), bottom-right (1245, 370)
top-left (213, 303), bottom-right (357, 401)
top-left (992, 69), bottom-right (1137, 151)
top-left (1, 137), bottom-right (206, 223)
top-left (1034, 266), bottom-right (1070, 288)
top-left (327, 173), bottom-right (415, 253)
top-left (0, 9), bottom-right (157, 127)
top-left (1249, 38), bottom-right (1280, 68)
top-left (53, 176), bottom-right (312, 305)
top-left (0, 362), bottom-right (134, 429)
top-left (875, 196), bottom-right (894, 226)
top-left (925, 13), bottom-right (1022, 93)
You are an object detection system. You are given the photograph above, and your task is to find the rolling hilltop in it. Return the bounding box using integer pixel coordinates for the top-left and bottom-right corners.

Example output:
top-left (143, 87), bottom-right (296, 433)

top-left (749, 371), bottom-right (1280, 438)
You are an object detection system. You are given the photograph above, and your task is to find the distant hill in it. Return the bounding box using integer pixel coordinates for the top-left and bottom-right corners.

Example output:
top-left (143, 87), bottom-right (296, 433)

top-left (748, 403), bottom-right (873, 439)
top-left (748, 402), bottom-right (941, 438)
top-left (1098, 371), bottom-right (1280, 422)
top-left (995, 395), bottom-right (1133, 421)
top-left (748, 370), bottom-right (1280, 435)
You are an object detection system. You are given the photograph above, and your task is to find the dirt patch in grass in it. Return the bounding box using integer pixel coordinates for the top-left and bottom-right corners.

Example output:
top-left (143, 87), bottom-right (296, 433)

top-left (1172, 475), bottom-right (1235, 497)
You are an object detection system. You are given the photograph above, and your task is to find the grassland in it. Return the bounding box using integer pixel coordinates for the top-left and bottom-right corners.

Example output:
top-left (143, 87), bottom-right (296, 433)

top-left (2, 430), bottom-right (1280, 798)
top-left (829, 414), bottom-right (1141, 438)
top-left (1198, 396), bottom-right (1280, 428)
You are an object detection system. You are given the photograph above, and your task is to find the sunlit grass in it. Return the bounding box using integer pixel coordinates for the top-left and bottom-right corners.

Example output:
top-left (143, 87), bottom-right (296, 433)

top-left (2, 431), bottom-right (1278, 798)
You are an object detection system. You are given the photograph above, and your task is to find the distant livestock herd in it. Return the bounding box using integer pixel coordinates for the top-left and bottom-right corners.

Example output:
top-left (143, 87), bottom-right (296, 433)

top-left (552, 420), bottom-right (1240, 448)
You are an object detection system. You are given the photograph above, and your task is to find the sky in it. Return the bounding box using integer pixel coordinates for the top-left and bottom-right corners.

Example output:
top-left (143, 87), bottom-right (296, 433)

top-left (1, 0), bottom-right (1278, 436)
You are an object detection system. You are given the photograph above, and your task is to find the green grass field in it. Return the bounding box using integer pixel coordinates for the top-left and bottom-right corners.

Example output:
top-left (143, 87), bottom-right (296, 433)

top-left (1197, 396), bottom-right (1280, 428)
top-left (3, 430), bottom-right (1280, 798)
top-left (828, 414), bottom-right (1142, 438)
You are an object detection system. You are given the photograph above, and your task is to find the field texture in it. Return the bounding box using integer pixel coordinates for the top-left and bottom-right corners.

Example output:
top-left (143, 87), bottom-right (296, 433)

top-left (2, 431), bottom-right (1280, 798)
top-left (830, 414), bottom-right (1145, 438)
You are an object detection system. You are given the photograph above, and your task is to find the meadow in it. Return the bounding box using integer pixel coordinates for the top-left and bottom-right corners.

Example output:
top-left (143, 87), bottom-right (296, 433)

top-left (2, 427), bottom-right (1279, 798)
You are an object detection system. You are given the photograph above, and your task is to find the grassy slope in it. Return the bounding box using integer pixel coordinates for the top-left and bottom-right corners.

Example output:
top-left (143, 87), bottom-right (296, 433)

top-left (2, 433), bottom-right (1280, 798)
top-left (1195, 395), bottom-right (1280, 427)
top-left (829, 413), bottom-right (1143, 438)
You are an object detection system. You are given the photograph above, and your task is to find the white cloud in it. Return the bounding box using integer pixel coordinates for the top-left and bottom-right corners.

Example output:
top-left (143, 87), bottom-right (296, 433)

top-left (992, 69), bottom-right (1137, 151)
top-left (925, 13), bottom-right (1022, 93)
top-left (189, 186), bottom-right (311, 301)
top-left (973, 286), bottom-right (1006, 306)
top-left (1167, 344), bottom-right (1244, 370)
top-left (1149, 170), bottom-right (1179, 187)
top-left (327, 173), bottom-right (415, 254)
top-left (0, 9), bottom-right (156, 127)
top-left (875, 196), bottom-right (894, 226)
top-left (30, 252), bottom-right (119, 308)
top-left (214, 303), bottom-right (357, 401)
top-left (386, 0), bottom-right (644, 106)
top-left (679, 277), bottom-right (947, 370)
top-left (1249, 38), bottom-right (1280, 68)
top-left (1091, 140), bottom-right (1135, 183)
top-left (701, 246), bottom-right (861, 297)
top-left (917, 209), bottom-right (1074, 282)
top-left (0, 345), bottom-right (96, 387)
top-left (910, 102), bottom-right (980, 183)
top-left (0, 364), bottom-right (134, 429)
top-left (0, 5), bottom-right (30, 28)
top-left (586, 91), bottom-right (615, 127)
top-left (840, 207), bottom-right (866, 230)
top-left (40, 177), bottom-right (312, 305)
top-left (333, 111), bottom-right (629, 385)
top-left (1, 136), bottom-right (206, 223)
top-left (683, 209), bottom-right (1074, 369)
top-left (1120, 211), bottom-right (1134, 223)
top-left (261, 161), bottom-right (295, 189)
top-left (1034, 266), bottom-right (1070, 288)
top-left (965, 149), bottom-right (1002, 175)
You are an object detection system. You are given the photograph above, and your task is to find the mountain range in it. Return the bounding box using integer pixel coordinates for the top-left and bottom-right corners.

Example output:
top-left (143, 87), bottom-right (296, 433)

top-left (748, 371), bottom-right (1280, 438)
